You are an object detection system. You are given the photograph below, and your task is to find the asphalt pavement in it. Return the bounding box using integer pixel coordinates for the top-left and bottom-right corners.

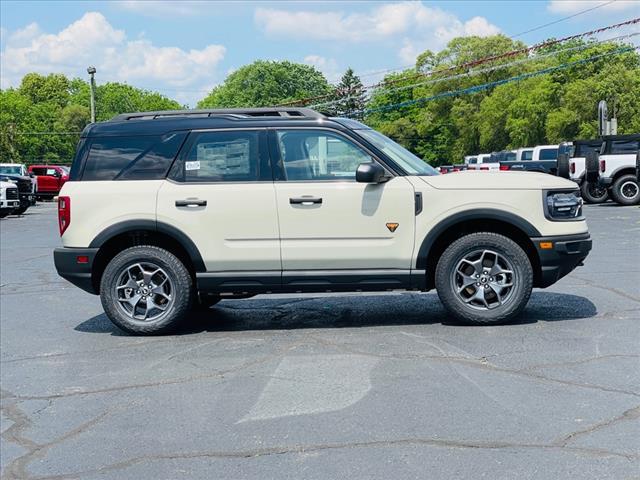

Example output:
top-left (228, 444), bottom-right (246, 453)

top-left (1, 202), bottom-right (639, 479)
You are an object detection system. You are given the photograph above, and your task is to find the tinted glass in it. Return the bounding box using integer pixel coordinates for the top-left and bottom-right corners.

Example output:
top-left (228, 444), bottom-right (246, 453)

top-left (277, 130), bottom-right (372, 181)
top-left (117, 132), bottom-right (186, 180)
top-left (82, 134), bottom-right (185, 181)
top-left (468, 157), bottom-right (477, 164)
top-left (539, 148), bottom-right (558, 160)
top-left (172, 130), bottom-right (261, 182)
top-left (573, 143), bottom-right (601, 158)
top-left (30, 167), bottom-right (48, 175)
top-left (521, 150), bottom-right (533, 161)
top-left (506, 152), bottom-right (516, 161)
top-left (606, 140), bottom-right (639, 154)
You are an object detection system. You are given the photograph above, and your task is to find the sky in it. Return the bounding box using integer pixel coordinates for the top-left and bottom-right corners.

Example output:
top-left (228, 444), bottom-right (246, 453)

top-left (1, 0), bottom-right (638, 106)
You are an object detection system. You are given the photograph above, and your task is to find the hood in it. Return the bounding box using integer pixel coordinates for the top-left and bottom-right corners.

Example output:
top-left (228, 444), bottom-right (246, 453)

top-left (0, 180), bottom-right (16, 188)
top-left (421, 171), bottom-right (577, 190)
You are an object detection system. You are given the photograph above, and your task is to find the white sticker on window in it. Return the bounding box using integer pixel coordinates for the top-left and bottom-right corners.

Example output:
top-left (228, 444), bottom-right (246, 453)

top-left (185, 161), bottom-right (200, 171)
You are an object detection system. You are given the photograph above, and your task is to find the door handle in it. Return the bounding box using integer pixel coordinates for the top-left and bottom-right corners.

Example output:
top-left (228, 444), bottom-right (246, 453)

top-left (175, 199), bottom-right (207, 207)
top-left (289, 196), bottom-right (322, 205)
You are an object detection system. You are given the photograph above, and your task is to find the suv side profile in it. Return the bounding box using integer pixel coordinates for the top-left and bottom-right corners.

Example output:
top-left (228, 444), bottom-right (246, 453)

top-left (596, 134), bottom-right (640, 205)
top-left (54, 108), bottom-right (592, 335)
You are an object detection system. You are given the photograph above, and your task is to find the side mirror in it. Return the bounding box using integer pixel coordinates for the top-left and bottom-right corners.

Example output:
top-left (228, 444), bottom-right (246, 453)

top-left (356, 162), bottom-right (387, 183)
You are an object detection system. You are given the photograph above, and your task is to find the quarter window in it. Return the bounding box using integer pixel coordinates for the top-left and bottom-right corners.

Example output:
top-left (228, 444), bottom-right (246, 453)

top-left (276, 130), bottom-right (373, 181)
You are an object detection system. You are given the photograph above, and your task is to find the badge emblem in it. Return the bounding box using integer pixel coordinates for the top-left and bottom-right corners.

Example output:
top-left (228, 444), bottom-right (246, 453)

top-left (386, 223), bottom-right (399, 233)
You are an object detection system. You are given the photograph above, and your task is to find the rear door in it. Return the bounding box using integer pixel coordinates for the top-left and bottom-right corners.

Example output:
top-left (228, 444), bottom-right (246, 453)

top-left (270, 128), bottom-right (415, 272)
top-left (156, 129), bottom-right (281, 275)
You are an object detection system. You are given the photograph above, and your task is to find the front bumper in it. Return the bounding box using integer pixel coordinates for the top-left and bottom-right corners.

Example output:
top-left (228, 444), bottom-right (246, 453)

top-left (531, 233), bottom-right (592, 288)
top-left (598, 176), bottom-right (613, 187)
top-left (0, 199), bottom-right (20, 209)
top-left (54, 247), bottom-right (99, 294)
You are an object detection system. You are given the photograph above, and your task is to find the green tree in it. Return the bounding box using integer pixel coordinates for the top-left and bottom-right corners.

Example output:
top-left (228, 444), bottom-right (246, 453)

top-left (197, 60), bottom-right (331, 108)
top-left (331, 68), bottom-right (367, 117)
top-left (19, 73), bottom-right (71, 107)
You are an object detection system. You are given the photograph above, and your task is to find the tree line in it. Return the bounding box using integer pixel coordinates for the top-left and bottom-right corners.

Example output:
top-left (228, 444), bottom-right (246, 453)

top-left (1, 34), bottom-right (638, 165)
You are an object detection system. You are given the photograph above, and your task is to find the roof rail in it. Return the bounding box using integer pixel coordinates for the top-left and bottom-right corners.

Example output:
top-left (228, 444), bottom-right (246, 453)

top-left (111, 107), bottom-right (325, 122)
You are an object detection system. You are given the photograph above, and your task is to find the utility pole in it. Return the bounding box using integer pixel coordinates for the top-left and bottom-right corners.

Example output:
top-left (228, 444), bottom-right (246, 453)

top-left (87, 66), bottom-right (97, 123)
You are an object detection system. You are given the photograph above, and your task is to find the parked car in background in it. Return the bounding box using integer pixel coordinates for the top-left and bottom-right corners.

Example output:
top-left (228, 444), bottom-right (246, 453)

top-left (564, 139), bottom-right (608, 204)
top-left (28, 165), bottom-right (70, 198)
top-left (499, 144), bottom-right (559, 175)
top-left (597, 134), bottom-right (640, 205)
top-left (0, 163), bottom-right (37, 215)
top-left (0, 180), bottom-right (20, 218)
top-left (515, 148), bottom-right (534, 162)
top-left (466, 153), bottom-right (499, 171)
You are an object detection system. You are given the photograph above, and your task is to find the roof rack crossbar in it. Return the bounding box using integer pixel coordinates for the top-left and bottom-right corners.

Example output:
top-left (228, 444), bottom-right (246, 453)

top-left (112, 107), bottom-right (324, 122)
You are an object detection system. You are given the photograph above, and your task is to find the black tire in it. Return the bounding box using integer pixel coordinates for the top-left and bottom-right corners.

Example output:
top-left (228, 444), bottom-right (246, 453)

top-left (195, 294), bottom-right (221, 310)
top-left (435, 232), bottom-right (533, 325)
top-left (14, 205), bottom-right (28, 215)
top-left (100, 246), bottom-right (193, 335)
top-left (556, 153), bottom-right (570, 178)
top-left (0, 211), bottom-right (10, 218)
top-left (610, 174), bottom-right (640, 206)
top-left (585, 151), bottom-right (600, 183)
top-left (580, 180), bottom-right (609, 204)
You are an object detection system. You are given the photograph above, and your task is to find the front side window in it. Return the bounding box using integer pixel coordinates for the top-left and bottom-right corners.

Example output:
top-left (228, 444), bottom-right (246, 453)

top-left (539, 148), bottom-right (558, 160)
top-left (170, 130), bottom-right (263, 182)
top-left (276, 130), bottom-right (373, 181)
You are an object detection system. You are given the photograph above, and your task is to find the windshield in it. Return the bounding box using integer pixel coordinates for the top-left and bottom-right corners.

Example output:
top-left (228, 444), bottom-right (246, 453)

top-left (355, 129), bottom-right (438, 175)
top-left (0, 165), bottom-right (22, 175)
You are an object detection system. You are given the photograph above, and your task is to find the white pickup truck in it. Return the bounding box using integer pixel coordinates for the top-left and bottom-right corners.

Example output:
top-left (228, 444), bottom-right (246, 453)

top-left (465, 153), bottom-right (499, 171)
top-left (596, 134), bottom-right (640, 205)
top-left (567, 139), bottom-right (608, 204)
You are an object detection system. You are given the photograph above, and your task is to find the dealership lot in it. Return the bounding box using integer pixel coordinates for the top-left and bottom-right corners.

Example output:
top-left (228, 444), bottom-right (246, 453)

top-left (1, 202), bottom-right (639, 479)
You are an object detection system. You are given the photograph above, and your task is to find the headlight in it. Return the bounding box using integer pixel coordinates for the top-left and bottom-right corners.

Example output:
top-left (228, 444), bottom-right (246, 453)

top-left (544, 190), bottom-right (583, 221)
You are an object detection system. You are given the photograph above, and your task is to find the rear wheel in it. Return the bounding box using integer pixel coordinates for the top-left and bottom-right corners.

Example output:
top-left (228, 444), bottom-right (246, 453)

top-left (435, 232), bottom-right (533, 325)
top-left (100, 246), bottom-right (193, 335)
top-left (610, 174), bottom-right (640, 206)
top-left (580, 180), bottom-right (609, 204)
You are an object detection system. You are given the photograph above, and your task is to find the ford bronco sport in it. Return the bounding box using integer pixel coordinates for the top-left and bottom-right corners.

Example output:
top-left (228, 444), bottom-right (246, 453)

top-left (54, 108), bottom-right (592, 334)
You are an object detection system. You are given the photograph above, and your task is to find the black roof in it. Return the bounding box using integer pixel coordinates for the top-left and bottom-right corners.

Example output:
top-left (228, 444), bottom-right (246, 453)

top-left (572, 139), bottom-right (603, 146)
top-left (83, 108), bottom-right (337, 137)
top-left (601, 133), bottom-right (640, 141)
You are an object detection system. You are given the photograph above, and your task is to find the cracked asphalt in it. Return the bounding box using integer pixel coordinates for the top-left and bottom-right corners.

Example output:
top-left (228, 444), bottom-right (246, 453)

top-left (1, 202), bottom-right (639, 480)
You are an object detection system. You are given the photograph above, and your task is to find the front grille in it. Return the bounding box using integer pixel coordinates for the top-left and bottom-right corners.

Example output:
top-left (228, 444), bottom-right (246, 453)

top-left (16, 179), bottom-right (31, 193)
top-left (6, 187), bottom-right (18, 200)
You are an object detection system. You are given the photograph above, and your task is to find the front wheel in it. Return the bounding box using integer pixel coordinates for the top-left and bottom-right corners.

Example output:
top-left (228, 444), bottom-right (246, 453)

top-left (100, 246), bottom-right (193, 335)
top-left (580, 180), bottom-right (609, 204)
top-left (610, 174), bottom-right (640, 206)
top-left (435, 232), bottom-right (533, 325)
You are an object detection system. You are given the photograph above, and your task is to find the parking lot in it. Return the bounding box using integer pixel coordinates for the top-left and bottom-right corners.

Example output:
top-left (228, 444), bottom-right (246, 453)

top-left (1, 202), bottom-right (638, 479)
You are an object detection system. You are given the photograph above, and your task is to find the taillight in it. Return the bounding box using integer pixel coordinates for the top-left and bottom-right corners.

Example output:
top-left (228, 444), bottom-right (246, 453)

top-left (499, 165), bottom-right (510, 171)
top-left (570, 162), bottom-right (575, 174)
top-left (58, 196), bottom-right (70, 236)
top-left (600, 160), bottom-right (606, 172)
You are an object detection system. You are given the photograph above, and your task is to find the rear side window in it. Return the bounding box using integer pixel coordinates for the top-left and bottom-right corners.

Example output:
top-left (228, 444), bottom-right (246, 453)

top-left (605, 139), bottom-right (639, 155)
top-left (82, 133), bottom-right (186, 181)
top-left (468, 157), bottom-right (477, 164)
top-left (169, 130), bottom-right (267, 182)
top-left (521, 150), bottom-right (533, 161)
top-left (539, 148), bottom-right (558, 160)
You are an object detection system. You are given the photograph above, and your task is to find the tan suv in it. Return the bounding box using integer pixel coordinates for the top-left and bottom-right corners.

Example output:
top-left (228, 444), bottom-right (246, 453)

top-left (54, 108), bottom-right (592, 334)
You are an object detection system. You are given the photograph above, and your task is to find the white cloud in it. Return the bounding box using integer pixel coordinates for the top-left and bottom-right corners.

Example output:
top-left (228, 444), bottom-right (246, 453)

top-left (0, 12), bottom-right (225, 106)
top-left (547, 0), bottom-right (639, 14)
top-left (303, 55), bottom-right (341, 83)
top-left (115, 1), bottom-right (209, 17)
top-left (254, 1), bottom-right (500, 64)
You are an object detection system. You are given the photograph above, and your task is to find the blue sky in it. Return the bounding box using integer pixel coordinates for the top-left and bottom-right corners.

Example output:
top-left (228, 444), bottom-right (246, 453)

top-left (1, 1), bottom-right (638, 106)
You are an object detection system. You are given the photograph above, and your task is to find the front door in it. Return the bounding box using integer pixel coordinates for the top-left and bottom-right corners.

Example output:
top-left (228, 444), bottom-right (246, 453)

top-left (271, 128), bottom-right (416, 273)
top-left (156, 129), bottom-right (280, 273)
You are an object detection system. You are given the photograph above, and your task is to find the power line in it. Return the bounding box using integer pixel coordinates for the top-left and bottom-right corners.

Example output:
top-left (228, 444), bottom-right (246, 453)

top-left (511, 0), bottom-right (618, 38)
top-left (310, 32), bottom-right (639, 110)
top-left (350, 46), bottom-right (637, 117)
top-left (279, 16), bottom-right (640, 107)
